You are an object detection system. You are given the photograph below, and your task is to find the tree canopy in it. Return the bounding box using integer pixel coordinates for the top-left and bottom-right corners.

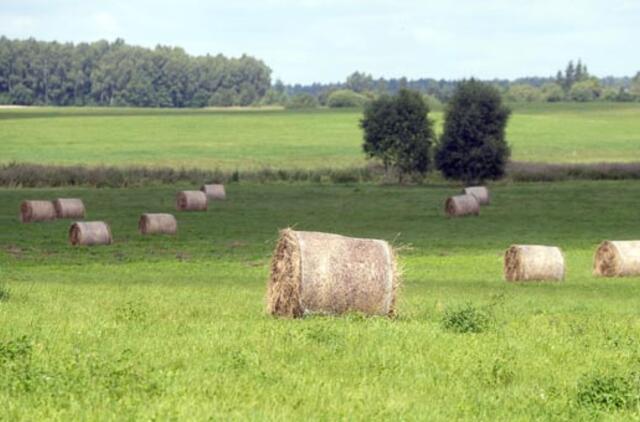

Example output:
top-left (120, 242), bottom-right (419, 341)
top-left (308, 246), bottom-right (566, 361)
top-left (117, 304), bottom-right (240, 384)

top-left (0, 37), bottom-right (271, 107)
top-left (436, 80), bottom-right (511, 184)
top-left (361, 89), bottom-right (435, 181)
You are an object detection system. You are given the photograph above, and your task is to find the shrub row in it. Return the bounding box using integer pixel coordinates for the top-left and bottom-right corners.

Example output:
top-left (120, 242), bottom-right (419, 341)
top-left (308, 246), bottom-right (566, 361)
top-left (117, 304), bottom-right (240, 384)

top-left (2, 161), bottom-right (640, 188)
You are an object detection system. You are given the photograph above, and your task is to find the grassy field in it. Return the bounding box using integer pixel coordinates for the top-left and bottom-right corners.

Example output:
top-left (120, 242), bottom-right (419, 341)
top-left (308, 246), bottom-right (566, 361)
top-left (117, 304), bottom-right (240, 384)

top-left (2, 181), bottom-right (640, 419)
top-left (1, 102), bottom-right (640, 169)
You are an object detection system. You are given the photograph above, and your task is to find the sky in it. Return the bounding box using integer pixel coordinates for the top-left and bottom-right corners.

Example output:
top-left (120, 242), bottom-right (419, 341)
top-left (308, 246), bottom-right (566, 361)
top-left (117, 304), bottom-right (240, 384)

top-left (0, 0), bottom-right (638, 84)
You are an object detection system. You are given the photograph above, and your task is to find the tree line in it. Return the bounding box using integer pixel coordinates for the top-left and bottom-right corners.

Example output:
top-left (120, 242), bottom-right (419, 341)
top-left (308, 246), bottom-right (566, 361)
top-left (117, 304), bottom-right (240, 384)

top-left (285, 62), bottom-right (640, 107)
top-left (0, 37), bottom-right (271, 107)
top-left (1, 37), bottom-right (638, 108)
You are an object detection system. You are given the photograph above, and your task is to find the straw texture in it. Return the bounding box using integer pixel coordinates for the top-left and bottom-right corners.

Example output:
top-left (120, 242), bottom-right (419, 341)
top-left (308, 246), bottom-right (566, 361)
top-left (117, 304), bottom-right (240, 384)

top-left (53, 198), bottom-right (86, 219)
top-left (201, 184), bottom-right (226, 200)
top-left (69, 221), bottom-right (112, 246)
top-left (445, 194), bottom-right (480, 217)
top-left (176, 191), bottom-right (208, 211)
top-left (504, 245), bottom-right (565, 281)
top-left (20, 200), bottom-right (57, 223)
top-left (463, 186), bottom-right (490, 205)
top-left (138, 213), bottom-right (177, 235)
top-left (267, 229), bottom-right (398, 318)
top-left (594, 240), bottom-right (640, 277)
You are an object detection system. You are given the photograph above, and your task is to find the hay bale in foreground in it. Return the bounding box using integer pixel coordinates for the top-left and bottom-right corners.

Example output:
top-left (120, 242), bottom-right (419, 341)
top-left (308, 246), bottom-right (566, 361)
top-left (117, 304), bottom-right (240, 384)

top-left (53, 198), bottom-right (86, 219)
top-left (69, 221), bottom-right (112, 246)
top-left (593, 240), bottom-right (640, 277)
top-left (20, 200), bottom-right (56, 223)
top-left (138, 213), bottom-right (177, 235)
top-left (445, 194), bottom-right (480, 217)
top-left (463, 186), bottom-right (490, 205)
top-left (201, 184), bottom-right (226, 200)
top-left (504, 245), bottom-right (565, 281)
top-left (176, 191), bottom-right (207, 211)
top-left (267, 229), bottom-right (399, 318)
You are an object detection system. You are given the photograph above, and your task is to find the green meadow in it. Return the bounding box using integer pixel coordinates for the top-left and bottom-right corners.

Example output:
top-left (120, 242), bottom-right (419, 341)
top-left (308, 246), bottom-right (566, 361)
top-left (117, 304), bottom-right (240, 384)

top-left (2, 103), bottom-right (640, 419)
top-left (1, 102), bottom-right (640, 169)
top-left (2, 181), bottom-right (640, 419)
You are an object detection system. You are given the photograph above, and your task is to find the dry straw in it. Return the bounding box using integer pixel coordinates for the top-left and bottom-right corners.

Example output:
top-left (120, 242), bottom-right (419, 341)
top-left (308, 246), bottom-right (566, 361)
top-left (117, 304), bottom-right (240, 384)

top-left (463, 186), bottom-right (490, 205)
top-left (201, 184), bottom-right (226, 200)
top-left (20, 200), bottom-right (57, 223)
top-left (445, 194), bottom-right (480, 217)
top-left (593, 240), bottom-right (640, 277)
top-left (69, 221), bottom-right (112, 246)
top-left (504, 245), bottom-right (565, 281)
top-left (176, 191), bottom-right (208, 211)
top-left (267, 229), bottom-right (399, 318)
top-left (138, 213), bottom-right (177, 235)
top-left (53, 198), bottom-right (86, 219)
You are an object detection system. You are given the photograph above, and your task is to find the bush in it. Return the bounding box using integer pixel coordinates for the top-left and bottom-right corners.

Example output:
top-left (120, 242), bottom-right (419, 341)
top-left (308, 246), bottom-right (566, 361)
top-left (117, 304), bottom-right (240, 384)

top-left (569, 78), bottom-right (602, 102)
top-left (435, 79), bottom-right (511, 184)
top-left (327, 89), bottom-right (368, 108)
top-left (505, 84), bottom-right (543, 102)
top-left (286, 93), bottom-right (318, 109)
top-left (541, 83), bottom-right (565, 102)
top-left (361, 89), bottom-right (435, 182)
top-left (441, 303), bottom-right (492, 333)
top-left (576, 371), bottom-right (640, 410)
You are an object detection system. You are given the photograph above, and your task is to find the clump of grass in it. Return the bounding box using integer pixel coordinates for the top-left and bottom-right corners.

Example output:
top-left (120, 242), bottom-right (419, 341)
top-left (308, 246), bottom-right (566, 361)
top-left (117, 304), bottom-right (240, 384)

top-left (508, 161), bottom-right (640, 182)
top-left (115, 301), bottom-right (148, 323)
top-left (576, 371), bottom-right (640, 411)
top-left (0, 162), bottom-right (386, 187)
top-left (0, 283), bottom-right (10, 302)
top-left (441, 303), bottom-right (492, 334)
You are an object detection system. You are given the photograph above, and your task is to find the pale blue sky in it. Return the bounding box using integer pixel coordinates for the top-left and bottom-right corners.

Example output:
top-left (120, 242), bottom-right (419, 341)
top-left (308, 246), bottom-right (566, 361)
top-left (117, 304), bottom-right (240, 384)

top-left (1, 0), bottom-right (638, 84)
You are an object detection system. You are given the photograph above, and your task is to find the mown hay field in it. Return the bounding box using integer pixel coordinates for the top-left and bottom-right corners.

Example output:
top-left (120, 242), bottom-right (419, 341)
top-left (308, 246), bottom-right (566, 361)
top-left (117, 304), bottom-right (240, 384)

top-left (1, 102), bottom-right (640, 169)
top-left (2, 181), bottom-right (640, 419)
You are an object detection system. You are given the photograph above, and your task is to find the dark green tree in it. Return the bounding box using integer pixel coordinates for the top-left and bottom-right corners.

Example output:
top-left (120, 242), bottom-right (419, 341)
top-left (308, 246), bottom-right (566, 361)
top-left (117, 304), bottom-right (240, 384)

top-left (360, 89), bottom-right (435, 182)
top-left (435, 79), bottom-right (511, 184)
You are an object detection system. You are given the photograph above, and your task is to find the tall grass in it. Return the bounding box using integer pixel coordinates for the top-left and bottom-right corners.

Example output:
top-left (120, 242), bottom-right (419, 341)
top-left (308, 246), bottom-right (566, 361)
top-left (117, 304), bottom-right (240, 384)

top-left (3, 161), bottom-right (640, 188)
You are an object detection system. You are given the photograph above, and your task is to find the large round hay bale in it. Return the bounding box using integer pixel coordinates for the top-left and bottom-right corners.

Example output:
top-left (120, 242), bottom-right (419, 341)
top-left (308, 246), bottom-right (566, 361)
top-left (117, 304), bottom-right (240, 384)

top-left (201, 184), bottom-right (226, 200)
top-left (267, 229), bottom-right (399, 318)
top-left (463, 186), bottom-right (490, 205)
top-left (69, 222), bottom-right (112, 246)
top-left (53, 198), bottom-right (86, 219)
top-left (504, 245), bottom-right (565, 281)
top-left (593, 240), bottom-right (640, 277)
top-left (176, 191), bottom-right (207, 211)
top-left (445, 194), bottom-right (480, 217)
top-left (20, 200), bottom-right (56, 223)
top-left (138, 213), bottom-right (177, 235)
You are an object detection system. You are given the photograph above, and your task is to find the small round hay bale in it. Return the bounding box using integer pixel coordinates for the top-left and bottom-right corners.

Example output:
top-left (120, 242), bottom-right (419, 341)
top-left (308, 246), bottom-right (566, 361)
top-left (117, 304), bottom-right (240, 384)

top-left (176, 191), bottom-right (207, 211)
top-left (53, 198), bottom-right (86, 219)
top-left (138, 213), bottom-right (177, 235)
top-left (444, 194), bottom-right (480, 217)
top-left (20, 200), bottom-right (57, 223)
top-left (201, 184), bottom-right (226, 200)
top-left (69, 221), bottom-right (112, 246)
top-left (267, 229), bottom-right (399, 318)
top-left (463, 186), bottom-right (490, 205)
top-left (504, 245), bottom-right (565, 282)
top-left (593, 240), bottom-right (640, 277)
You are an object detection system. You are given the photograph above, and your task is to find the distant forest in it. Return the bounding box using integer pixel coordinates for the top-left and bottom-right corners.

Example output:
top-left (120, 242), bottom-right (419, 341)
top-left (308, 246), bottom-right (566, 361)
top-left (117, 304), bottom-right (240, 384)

top-left (0, 37), bottom-right (639, 107)
top-left (0, 37), bottom-right (271, 107)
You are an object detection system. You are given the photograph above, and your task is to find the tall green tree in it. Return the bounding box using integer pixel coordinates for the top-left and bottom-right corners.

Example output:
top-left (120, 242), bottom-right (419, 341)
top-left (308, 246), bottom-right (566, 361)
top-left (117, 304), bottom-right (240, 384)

top-left (0, 37), bottom-right (271, 107)
top-left (435, 79), bottom-right (511, 184)
top-left (361, 89), bottom-right (435, 182)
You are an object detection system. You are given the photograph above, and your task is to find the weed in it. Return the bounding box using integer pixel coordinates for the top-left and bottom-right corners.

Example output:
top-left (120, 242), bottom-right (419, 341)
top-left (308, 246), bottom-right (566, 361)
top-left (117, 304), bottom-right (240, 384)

top-left (576, 371), bottom-right (640, 411)
top-left (441, 303), bottom-right (493, 333)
